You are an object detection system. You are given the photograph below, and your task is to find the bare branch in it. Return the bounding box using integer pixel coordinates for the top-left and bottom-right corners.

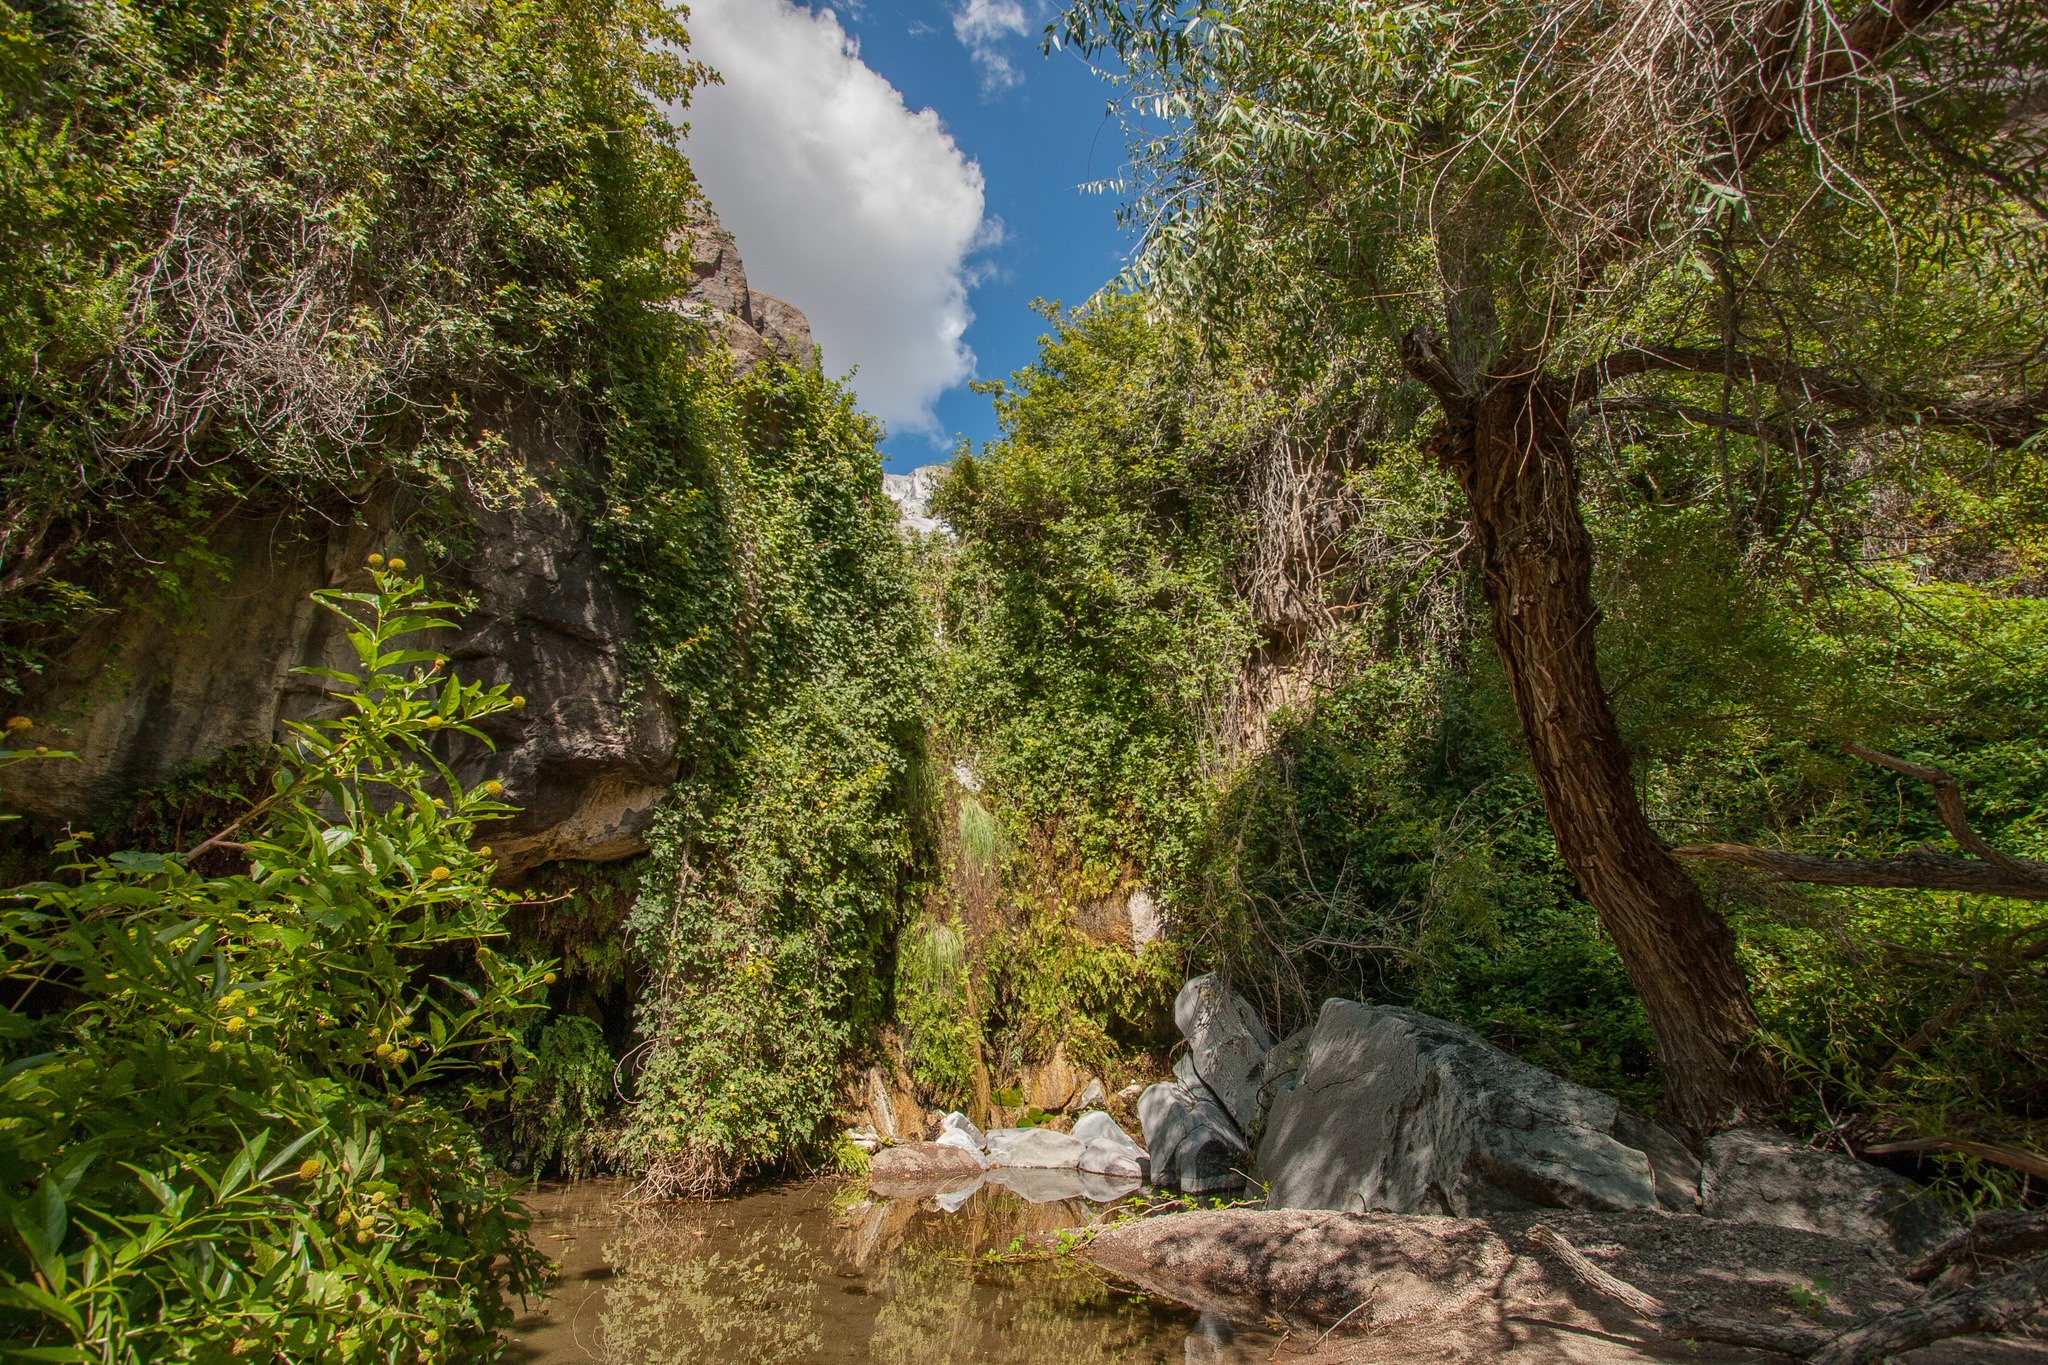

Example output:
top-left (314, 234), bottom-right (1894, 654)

top-left (1908, 1211), bottom-right (2048, 1285)
top-left (1570, 347), bottom-right (2048, 448)
top-left (1674, 744), bottom-right (2048, 898)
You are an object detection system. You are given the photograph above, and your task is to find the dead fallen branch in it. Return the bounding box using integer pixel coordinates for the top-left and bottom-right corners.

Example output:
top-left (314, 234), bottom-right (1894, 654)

top-left (1808, 1255), bottom-right (2048, 1365)
top-left (1527, 1224), bottom-right (2048, 1363)
top-left (1907, 1211), bottom-right (2048, 1286)
top-left (1528, 1224), bottom-right (1831, 1355)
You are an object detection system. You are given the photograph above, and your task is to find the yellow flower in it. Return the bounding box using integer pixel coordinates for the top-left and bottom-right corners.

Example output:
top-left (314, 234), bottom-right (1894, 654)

top-left (543, 972), bottom-right (558, 985)
top-left (397, 1014), bottom-right (413, 1028)
top-left (392, 1048), bottom-right (412, 1066)
top-left (355, 1228), bottom-right (371, 1244)
top-left (476, 845), bottom-right (491, 856)
top-left (424, 715), bottom-right (445, 728)
top-left (386, 557), bottom-right (407, 571)
top-left (511, 695), bottom-right (527, 709)
top-left (5, 716), bottom-right (30, 733)
top-left (298, 1159), bottom-right (321, 1180)
top-left (208, 1040), bottom-right (223, 1053)
top-left (223, 1016), bottom-right (246, 1034)
top-left (336, 1208), bottom-right (353, 1226)
top-left (482, 781), bottom-right (504, 797)
top-left (428, 866), bottom-right (451, 882)
top-left (366, 553), bottom-right (385, 568)
top-left (375, 1042), bottom-right (395, 1057)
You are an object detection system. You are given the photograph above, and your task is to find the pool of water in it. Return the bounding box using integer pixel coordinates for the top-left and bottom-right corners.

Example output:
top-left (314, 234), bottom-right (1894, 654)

top-left (506, 1177), bottom-right (1281, 1364)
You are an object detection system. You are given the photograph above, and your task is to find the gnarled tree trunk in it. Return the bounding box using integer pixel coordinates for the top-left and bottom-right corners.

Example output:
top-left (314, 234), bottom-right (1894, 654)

top-left (1424, 361), bottom-right (1781, 1135)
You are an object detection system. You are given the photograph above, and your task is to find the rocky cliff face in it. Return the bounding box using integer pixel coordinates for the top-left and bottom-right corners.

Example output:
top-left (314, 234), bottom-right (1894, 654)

top-left (0, 220), bottom-right (815, 878)
top-left (675, 216), bottom-right (818, 374)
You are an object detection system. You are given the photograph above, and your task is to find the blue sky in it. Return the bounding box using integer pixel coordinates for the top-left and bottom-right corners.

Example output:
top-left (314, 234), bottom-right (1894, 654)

top-left (675, 0), bottom-right (1137, 471)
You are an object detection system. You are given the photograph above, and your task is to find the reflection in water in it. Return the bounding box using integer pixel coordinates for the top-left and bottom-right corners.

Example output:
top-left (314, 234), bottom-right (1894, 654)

top-left (511, 1179), bottom-right (1279, 1365)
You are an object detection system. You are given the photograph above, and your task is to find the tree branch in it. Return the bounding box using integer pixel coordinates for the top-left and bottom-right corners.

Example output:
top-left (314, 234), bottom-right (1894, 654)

top-left (1569, 347), bottom-right (2048, 448)
top-left (1579, 395), bottom-right (1809, 452)
top-left (1672, 744), bottom-right (2048, 899)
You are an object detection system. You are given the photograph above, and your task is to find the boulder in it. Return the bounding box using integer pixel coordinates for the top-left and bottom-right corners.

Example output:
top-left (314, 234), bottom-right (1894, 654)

top-left (1173, 974), bottom-right (1275, 1132)
top-left (1138, 1081), bottom-right (1249, 1195)
top-left (1257, 1000), bottom-right (1660, 1215)
top-left (933, 1128), bottom-right (985, 1162)
top-left (1701, 1127), bottom-right (1957, 1257)
top-left (985, 1126), bottom-right (1088, 1169)
top-left (1070, 1109), bottom-right (1143, 1155)
top-left (938, 1110), bottom-right (986, 1150)
top-left (1022, 1044), bottom-right (1089, 1112)
top-left (1613, 1108), bottom-right (1702, 1213)
top-left (868, 1141), bottom-right (985, 1185)
top-left (1079, 1138), bottom-right (1143, 1179)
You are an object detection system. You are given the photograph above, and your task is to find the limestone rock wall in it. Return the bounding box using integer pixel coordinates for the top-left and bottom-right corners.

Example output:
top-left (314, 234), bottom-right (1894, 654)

top-left (1, 224), bottom-right (818, 878)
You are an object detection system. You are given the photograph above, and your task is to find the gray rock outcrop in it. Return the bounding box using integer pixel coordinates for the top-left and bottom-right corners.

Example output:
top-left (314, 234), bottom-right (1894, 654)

top-left (1701, 1127), bottom-right (1957, 1257)
top-left (677, 215), bottom-right (817, 373)
top-left (1257, 1000), bottom-right (1668, 1215)
top-left (0, 225), bottom-right (820, 878)
top-left (1139, 1080), bottom-right (1250, 1195)
top-left (1174, 974), bottom-right (1276, 1133)
top-left (1, 430), bottom-right (679, 878)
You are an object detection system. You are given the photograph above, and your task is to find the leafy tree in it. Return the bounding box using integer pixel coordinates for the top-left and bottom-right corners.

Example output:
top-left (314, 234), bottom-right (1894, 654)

top-left (1057, 0), bottom-right (2048, 1131)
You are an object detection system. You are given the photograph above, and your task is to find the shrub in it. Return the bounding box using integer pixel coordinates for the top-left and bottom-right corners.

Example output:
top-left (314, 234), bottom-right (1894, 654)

top-left (0, 568), bottom-right (550, 1362)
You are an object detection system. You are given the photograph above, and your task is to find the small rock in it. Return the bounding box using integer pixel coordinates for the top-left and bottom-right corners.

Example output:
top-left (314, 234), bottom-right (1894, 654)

top-left (1072, 1077), bottom-right (1105, 1111)
top-left (1701, 1127), bottom-right (1958, 1257)
top-left (1174, 975), bottom-right (1274, 1132)
top-left (869, 1141), bottom-right (985, 1184)
top-left (1138, 1081), bottom-right (1248, 1195)
top-left (844, 1125), bottom-right (880, 1153)
top-left (939, 1110), bottom-right (986, 1150)
top-left (985, 1126), bottom-right (1088, 1169)
top-left (1115, 1082), bottom-right (1145, 1101)
top-left (1071, 1110), bottom-right (1143, 1155)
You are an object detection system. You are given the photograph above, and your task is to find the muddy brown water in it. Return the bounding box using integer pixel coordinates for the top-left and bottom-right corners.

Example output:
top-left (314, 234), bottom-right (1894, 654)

top-left (507, 1178), bottom-right (1282, 1364)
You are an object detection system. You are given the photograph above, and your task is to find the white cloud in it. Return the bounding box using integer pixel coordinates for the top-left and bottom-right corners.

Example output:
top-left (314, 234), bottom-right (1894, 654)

top-left (678, 0), bottom-right (988, 440)
top-left (951, 0), bottom-right (1030, 92)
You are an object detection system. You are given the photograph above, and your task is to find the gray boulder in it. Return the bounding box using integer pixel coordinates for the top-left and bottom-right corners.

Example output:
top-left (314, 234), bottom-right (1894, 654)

top-left (1701, 1127), bottom-right (1957, 1257)
top-left (1174, 975), bottom-right (1275, 1132)
top-left (1257, 1000), bottom-right (1663, 1215)
top-left (1139, 1081), bottom-right (1249, 1195)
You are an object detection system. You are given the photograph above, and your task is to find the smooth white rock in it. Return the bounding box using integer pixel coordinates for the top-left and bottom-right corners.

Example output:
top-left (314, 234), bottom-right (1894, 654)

top-left (939, 1110), bottom-right (987, 1151)
top-left (984, 1126), bottom-right (1087, 1169)
top-left (1070, 1110), bottom-right (1144, 1155)
top-left (1079, 1138), bottom-right (1143, 1178)
top-left (933, 1128), bottom-right (988, 1164)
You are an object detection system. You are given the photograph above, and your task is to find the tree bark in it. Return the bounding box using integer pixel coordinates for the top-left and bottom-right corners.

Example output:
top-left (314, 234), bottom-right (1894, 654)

top-left (1423, 359), bottom-right (1781, 1135)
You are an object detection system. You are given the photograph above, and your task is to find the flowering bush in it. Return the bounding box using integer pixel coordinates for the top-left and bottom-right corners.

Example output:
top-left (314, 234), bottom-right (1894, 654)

top-left (0, 568), bottom-right (550, 1362)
